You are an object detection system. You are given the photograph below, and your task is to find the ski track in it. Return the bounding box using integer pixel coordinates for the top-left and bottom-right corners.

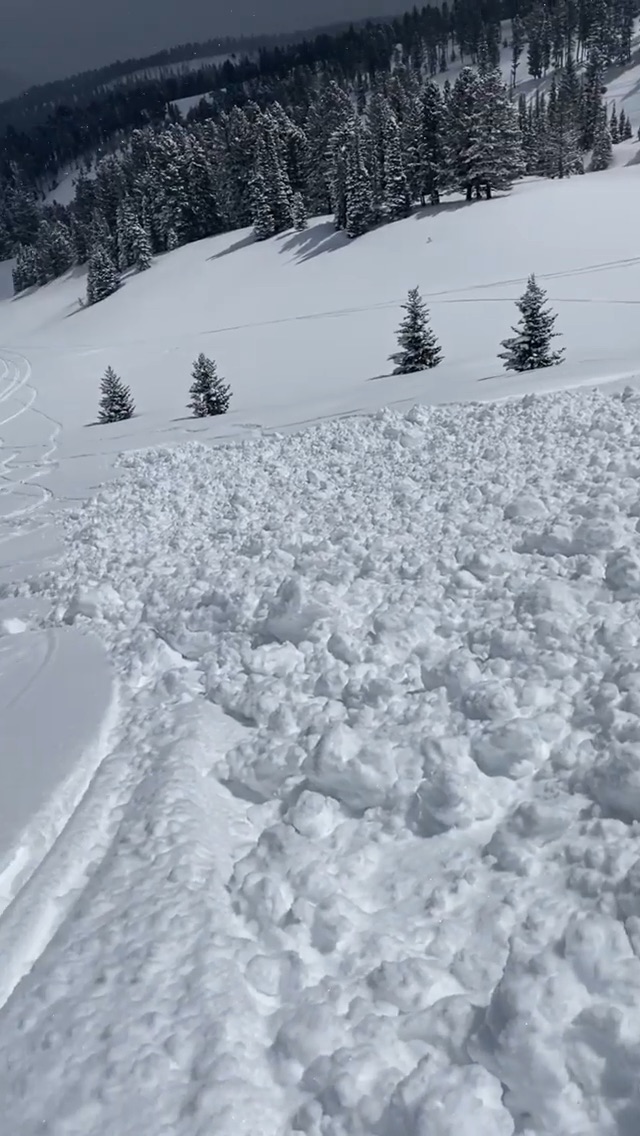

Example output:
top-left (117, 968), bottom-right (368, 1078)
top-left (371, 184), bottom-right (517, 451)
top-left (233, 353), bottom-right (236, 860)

top-left (0, 349), bottom-right (61, 530)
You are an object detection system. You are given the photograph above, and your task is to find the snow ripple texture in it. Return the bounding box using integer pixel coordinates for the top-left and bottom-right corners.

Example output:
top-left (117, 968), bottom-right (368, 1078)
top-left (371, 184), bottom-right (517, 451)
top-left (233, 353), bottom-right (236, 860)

top-left (5, 387), bottom-right (640, 1135)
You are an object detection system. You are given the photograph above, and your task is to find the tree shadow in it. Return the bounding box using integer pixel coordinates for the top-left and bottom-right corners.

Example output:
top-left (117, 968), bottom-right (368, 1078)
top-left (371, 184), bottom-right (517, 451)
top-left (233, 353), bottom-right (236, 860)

top-left (208, 231), bottom-right (255, 260)
top-left (278, 221), bottom-right (350, 263)
top-left (414, 197), bottom-right (477, 219)
top-left (84, 412), bottom-right (141, 428)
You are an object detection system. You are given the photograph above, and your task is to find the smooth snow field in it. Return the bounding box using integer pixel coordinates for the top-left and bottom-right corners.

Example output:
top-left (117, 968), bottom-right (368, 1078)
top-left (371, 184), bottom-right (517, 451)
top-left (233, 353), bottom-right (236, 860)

top-left (4, 161), bottom-right (640, 1134)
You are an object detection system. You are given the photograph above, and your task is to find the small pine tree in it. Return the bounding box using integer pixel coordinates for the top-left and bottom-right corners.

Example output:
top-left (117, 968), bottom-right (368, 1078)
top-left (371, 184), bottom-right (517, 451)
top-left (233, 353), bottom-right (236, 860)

top-left (389, 286), bottom-right (442, 374)
top-left (188, 353), bottom-right (231, 417)
top-left (98, 366), bottom-right (135, 424)
top-left (499, 274), bottom-right (565, 372)
top-left (622, 111), bottom-right (634, 140)
top-left (291, 191), bottom-right (308, 230)
top-left (610, 104), bottom-right (620, 144)
top-left (86, 245), bottom-right (119, 306)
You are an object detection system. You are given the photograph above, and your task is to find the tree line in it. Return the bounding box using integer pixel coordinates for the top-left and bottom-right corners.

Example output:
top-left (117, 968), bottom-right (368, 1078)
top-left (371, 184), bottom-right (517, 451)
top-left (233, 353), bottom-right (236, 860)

top-left (11, 30), bottom-right (633, 303)
top-left (0, 0), bottom-right (634, 231)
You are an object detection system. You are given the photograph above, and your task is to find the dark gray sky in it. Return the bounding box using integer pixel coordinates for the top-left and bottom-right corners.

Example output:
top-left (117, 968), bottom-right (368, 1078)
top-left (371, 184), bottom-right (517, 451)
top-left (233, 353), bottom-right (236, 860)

top-left (0, 0), bottom-right (413, 90)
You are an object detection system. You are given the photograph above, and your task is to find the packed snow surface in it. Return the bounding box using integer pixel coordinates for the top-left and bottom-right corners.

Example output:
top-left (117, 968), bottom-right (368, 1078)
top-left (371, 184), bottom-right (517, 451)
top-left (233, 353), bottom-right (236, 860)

top-left (2, 386), bottom-right (640, 1133)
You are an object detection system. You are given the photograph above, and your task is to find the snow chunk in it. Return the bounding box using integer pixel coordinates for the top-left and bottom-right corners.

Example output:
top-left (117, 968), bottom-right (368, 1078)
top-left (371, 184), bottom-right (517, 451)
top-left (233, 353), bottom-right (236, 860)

top-left (471, 719), bottom-right (549, 779)
top-left (605, 548), bottom-right (640, 595)
top-left (384, 1057), bottom-right (514, 1136)
top-left (503, 493), bottom-right (549, 521)
top-left (409, 737), bottom-right (496, 835)
top-left (305, 722), bottom-right (398, 811)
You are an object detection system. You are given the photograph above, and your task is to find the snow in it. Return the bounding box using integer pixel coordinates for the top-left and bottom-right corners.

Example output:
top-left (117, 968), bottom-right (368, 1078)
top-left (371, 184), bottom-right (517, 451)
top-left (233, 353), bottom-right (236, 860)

top-left (4, 149), bottom-right (640, 1133)
top-left (171, 91), bottom-right (214, 117)
top-left (4, 388), bottom-right (640, 1133)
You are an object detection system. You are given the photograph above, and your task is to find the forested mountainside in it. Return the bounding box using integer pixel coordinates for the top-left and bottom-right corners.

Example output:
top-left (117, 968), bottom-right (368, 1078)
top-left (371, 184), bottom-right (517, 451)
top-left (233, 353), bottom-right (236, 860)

top-left (2, 0), bottom-right (637, 304)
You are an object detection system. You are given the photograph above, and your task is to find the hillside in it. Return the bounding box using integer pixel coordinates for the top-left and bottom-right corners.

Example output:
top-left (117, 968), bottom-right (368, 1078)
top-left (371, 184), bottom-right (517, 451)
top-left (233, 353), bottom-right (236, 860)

top-left (2, 151), bottom-right (640, 1133)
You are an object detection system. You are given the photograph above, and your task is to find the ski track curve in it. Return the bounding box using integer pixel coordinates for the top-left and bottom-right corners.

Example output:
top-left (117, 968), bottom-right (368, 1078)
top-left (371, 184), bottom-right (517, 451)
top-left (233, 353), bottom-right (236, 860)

top-left (0, 348), bottom-right (61, 532)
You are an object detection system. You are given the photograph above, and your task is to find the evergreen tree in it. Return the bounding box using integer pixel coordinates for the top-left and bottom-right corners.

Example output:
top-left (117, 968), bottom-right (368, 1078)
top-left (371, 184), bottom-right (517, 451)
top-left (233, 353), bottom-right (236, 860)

top-left (346, 121), bottom-right (373, 238)
top-left (250, 170), bottom-right (275, 240)
top-left (329, 124), bottom-right (350, 230)
top-left (132, 222), bottom-right (152, 271)
top-left (580, 48), bottom-right (605, 150)
top-left (86, 245), bottom-right (119, 305)
top-left (510, 15), bottom-right (525, 88)
top-left (389, 286), bottom-right (442, 373)
top-left (382, 107), bottom-right (411, 219)
top-left (47, 221), bottom-right (74, 277)
top-left (622, 109), bottom-right (634, 140)
top-left (447, 67), bottom-right (483, 199)
top-left (262, 115), bottom-right (294, 230)
top-left (465, 67), bottom-right (524, 198)
top-left (292, 191), bottom-right (308, 230)
top-left (499, 274), bottom-right (565, 372)
top-left (590, 106), bottom-right (613, 170)
top-left (188, 353), bottom-right (231, 416)
top-left (418, 82), bottom-right (449, 205)
top-left (559, 53), bottom-right (581, 125)
top-left (98, 366), bottom-right (135, 424)
top-left (545, 75), bottom-right (583, 178)
top-left (610, 102), bottom-right (620, 143)
top-left (12, 244), bottom-right (38, 293)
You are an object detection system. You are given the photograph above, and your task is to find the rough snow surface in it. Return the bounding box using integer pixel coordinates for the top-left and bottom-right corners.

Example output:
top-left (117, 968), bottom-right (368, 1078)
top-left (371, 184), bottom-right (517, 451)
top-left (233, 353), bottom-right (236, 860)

top-left (3, 387), bottom-right (640, 1133)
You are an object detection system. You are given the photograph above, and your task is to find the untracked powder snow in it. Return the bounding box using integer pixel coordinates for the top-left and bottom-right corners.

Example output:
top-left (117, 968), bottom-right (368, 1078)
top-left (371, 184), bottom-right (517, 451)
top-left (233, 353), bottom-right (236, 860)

top-left (2, 386), bottom-right (640, 1134)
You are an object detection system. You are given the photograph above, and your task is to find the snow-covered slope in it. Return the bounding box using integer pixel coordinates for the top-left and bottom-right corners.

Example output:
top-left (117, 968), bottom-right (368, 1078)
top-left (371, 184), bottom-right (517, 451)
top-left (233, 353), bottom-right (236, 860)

top-left (3, 160), bottom-right (640, 1134)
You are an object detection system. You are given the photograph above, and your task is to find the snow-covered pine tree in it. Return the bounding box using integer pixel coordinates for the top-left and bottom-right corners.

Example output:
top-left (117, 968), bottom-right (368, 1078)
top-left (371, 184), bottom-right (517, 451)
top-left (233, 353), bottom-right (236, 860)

top-left (329, 124), bottom-right (350, 230)
top-left (345, 121), bottom-right (373, 238)
top-left (382, 106), bottom-right (411, 220)
top-left (292, 191), bottom-right (308, 230)
top-left (264, 116), bottom-right (294, 231)
top-left (610, 103), bottom-right (620, 143)
top-left (618, 108), bottom-right (632, 140)
top-left (131, 222), bottom-right (152, 271)
top-left (188, 353), bottom-right (231, 417)
top-left (510, 16), bottom-right (525, 89)
top-left (580, 48), bottom-right (605, 151)
top-left (12, 244), bottom-right (38, 293)
top-left (622, 110), bottom-right (634, 140)
top-left (418, 82), bottom-right (449, 205)
top-left (389, 287), bottom-right (442, 373)
top-left (46, 221), bottom-right (74, 278)
top-left (590, 106), bottom-right (613, 170)
top-left (86, 245), bottom-right (119, 305)
top-left (98, 366), bottom-right (135, 423)
top-left (304, 81), bottom-right (354, 215)
top-left (499, 274), bottom-right (565, 372)
top-left (545, 75), bottom-right (583, 178)
top-left (116, 200), bottom-right (135, 270)
top-left (465, 67), bottom-right (524, 199)
top-left (447, 67), bottom-right (483, 199)
top-left (251, 170), bottom-right (276, 240)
